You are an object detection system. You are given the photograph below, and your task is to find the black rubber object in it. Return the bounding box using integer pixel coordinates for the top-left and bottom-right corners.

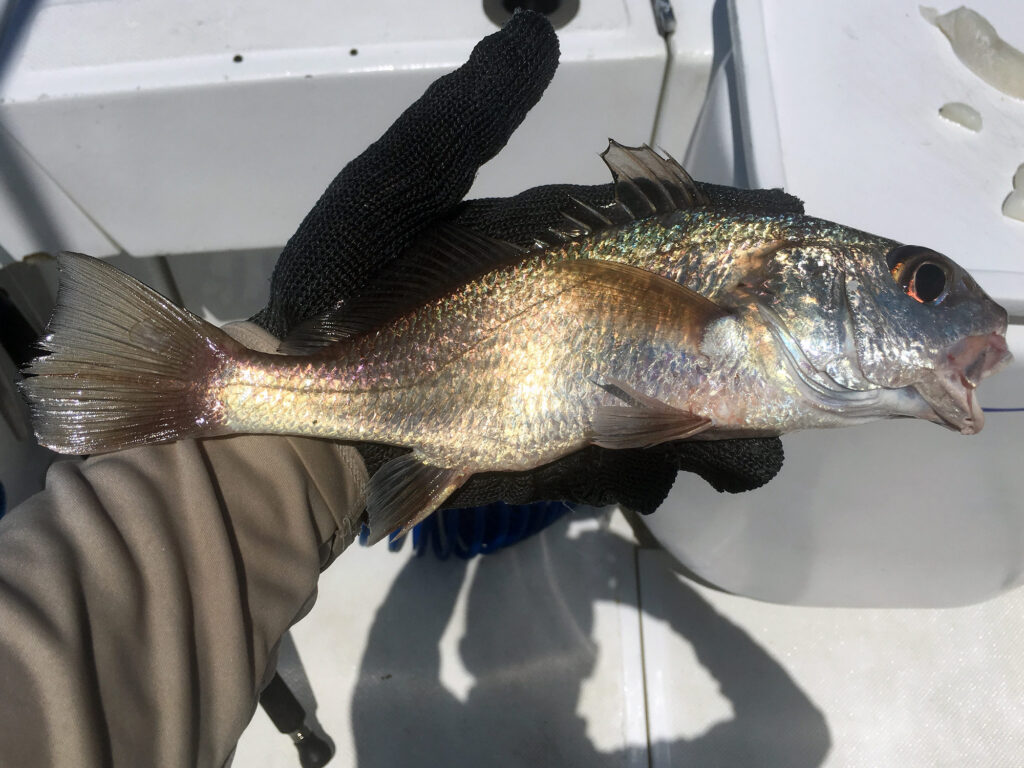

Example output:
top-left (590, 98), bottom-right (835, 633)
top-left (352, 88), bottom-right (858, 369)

top-left (258, 673), bottom-right (335, 768)
top-left (252, 11), bottom-right (790, 514)
top-left (255, 10), bottom-right (560, 338)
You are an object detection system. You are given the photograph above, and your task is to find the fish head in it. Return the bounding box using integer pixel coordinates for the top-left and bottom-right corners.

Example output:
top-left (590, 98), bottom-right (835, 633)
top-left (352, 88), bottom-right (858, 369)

top-left (741, 219), bottom-right (1011, 434)
top-left (839, 238), bottom-right (1012, 434)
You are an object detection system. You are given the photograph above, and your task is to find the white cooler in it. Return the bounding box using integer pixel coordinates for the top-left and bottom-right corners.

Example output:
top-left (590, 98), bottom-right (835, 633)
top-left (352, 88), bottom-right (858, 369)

top-left (646, 0), bottom-right (1024, 607)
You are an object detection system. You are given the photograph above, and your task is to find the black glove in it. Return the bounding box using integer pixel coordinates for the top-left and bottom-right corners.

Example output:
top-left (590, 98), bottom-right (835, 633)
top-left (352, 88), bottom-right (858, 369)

top-left (253, 10), bottom-right (789, 514)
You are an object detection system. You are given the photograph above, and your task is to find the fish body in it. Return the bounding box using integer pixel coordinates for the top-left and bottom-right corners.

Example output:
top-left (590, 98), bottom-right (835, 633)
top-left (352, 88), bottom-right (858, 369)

top-left (218, 250), bottom-right (747, 466)
top-left (22, 144), bottom-right (1011, 541)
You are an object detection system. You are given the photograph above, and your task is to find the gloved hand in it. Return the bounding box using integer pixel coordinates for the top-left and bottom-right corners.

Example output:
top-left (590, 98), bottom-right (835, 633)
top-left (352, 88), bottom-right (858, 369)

top-left (253, 10), bottom-right (790, 514)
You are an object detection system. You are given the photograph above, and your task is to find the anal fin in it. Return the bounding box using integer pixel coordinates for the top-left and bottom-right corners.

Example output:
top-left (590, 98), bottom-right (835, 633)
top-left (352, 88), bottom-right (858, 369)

top-left (591, 378), bottom-right (711, 449)
top-left (365, 453), bottom-right (469, 545)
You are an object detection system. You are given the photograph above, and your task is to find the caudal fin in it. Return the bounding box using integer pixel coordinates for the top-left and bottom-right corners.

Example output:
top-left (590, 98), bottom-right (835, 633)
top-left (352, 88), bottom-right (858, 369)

top-left (21, 252), bottom-right (239, 454)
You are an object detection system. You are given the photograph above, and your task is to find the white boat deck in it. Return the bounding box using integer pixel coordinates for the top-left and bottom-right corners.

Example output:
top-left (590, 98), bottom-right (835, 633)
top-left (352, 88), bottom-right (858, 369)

top-left (235, 508), bottom-right (1024, 767)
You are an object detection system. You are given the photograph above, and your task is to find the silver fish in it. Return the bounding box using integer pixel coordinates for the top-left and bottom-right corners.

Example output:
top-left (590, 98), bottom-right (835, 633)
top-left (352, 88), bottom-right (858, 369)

top-left (22, 143), bottom-right (1012, 541)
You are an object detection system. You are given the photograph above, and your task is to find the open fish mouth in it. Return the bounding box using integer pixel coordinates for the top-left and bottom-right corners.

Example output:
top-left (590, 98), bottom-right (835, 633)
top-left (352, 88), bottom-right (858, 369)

top-left (915, 332), bottom-right (1013, 434)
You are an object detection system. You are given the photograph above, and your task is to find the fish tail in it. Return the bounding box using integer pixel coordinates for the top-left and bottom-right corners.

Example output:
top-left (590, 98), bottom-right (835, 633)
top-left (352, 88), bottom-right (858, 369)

top-left (21, 252), bottom-right (239, 454)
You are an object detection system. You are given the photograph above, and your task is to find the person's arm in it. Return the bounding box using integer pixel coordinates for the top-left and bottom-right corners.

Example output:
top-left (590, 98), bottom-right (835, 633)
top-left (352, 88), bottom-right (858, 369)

top-left (0, 324), bottom-right (367, 767)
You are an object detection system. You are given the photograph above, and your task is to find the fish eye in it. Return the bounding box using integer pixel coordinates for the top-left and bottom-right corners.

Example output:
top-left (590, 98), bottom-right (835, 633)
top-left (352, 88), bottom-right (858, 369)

top-left (885, 245), bottom-right (952, 305)
top-left (908, 261), bottom-right (947, 303)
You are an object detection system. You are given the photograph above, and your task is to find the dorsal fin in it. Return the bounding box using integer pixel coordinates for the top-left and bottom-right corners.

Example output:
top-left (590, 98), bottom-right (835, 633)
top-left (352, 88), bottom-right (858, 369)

top-left (603, 140), bottom-right (708, 214)
top-left (279, 226), bottom-right (528, 354)
top-left (544, 140), bottom-right (709, 244)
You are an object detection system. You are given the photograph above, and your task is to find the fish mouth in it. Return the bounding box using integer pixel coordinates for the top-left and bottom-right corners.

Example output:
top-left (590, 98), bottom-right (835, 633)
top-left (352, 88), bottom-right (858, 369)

top-left (915, 333), bottom-right (1013, 435)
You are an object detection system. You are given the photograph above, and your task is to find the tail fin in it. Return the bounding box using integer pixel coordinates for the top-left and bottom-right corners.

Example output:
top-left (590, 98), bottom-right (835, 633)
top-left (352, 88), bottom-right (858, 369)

top-left (21, 252), bottom-right (240, 454)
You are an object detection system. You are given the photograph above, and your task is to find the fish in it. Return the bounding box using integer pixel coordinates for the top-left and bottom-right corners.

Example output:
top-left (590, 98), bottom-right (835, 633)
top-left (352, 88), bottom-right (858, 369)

top-left (21, 142), bottom-right (1012, 543)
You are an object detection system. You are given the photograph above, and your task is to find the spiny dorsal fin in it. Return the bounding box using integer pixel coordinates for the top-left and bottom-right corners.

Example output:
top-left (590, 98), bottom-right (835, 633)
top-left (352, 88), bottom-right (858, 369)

top-left (279, 226), bottom-right (528, 354)
top-left (546, 140), bottom-right (709, 244)
top-left (603, 140), bottom-right (708, 214)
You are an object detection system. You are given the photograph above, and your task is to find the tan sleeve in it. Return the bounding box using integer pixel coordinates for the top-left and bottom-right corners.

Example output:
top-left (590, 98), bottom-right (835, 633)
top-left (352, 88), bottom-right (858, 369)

top-left (0, 322), bottom-right (368, 767)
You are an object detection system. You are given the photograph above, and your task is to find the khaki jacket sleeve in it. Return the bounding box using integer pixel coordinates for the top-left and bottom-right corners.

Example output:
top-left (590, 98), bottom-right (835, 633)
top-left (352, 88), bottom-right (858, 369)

top-left (0, 322), bottom-right (368, 767)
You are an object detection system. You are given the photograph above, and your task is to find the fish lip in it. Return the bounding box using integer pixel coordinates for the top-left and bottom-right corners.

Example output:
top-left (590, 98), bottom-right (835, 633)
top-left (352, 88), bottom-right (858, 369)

top-left (916, 332), bottom-right (1013, 435)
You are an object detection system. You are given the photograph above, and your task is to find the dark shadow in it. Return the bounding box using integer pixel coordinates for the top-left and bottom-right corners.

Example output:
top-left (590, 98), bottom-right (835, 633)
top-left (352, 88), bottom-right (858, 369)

top-left (711, 0), bottom-right (750, 189)
top-left (0, 0), bottom-right (41, 81)
top-left (0, 255), bottom-right (58, 506)
top-left (681, 0), bottom-right (752, 189)
top-left (350, 515), bottom-right (830, 767)
top-left (164, 247), bottom-right (280, 322)
top-left (644, 560), bottom-right (831, 766)
top-left (0, 2), bottom-right (67, 258)
top-left (0, 122), bottom-right (66, 255)
top-left (273, 632), bottom-right (336, 755)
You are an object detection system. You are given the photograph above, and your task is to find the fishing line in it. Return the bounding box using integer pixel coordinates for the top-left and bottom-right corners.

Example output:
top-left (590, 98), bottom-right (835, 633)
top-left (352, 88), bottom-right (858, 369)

top-left (982, 407), bottom-right (1024, 412)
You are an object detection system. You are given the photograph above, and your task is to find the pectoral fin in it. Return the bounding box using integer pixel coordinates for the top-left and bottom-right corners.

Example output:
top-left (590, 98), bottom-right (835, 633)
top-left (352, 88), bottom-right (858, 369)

top-left (591, 378), bottom-right (711, 449)
top-left (365, 453), bottom-right (469, 545)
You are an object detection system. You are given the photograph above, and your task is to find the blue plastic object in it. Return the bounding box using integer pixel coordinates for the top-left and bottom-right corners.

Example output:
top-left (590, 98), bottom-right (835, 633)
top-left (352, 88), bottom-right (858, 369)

top-left (360, 501), bottom-right (572, 560)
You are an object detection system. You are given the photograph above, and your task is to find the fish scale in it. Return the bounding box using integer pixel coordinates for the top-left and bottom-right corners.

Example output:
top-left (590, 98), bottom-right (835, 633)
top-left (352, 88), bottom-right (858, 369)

top-left (22, 142), bottom-right (1012, 543)
top-left (218, 255), bottom-right (713, 469)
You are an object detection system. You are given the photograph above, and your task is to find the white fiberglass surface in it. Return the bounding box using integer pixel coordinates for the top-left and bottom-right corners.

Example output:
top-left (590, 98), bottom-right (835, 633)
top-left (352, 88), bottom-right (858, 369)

top-left (235, 513), bottom-right (1024, 767)
top-left (734, 0), bottom-right (1024, 312)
